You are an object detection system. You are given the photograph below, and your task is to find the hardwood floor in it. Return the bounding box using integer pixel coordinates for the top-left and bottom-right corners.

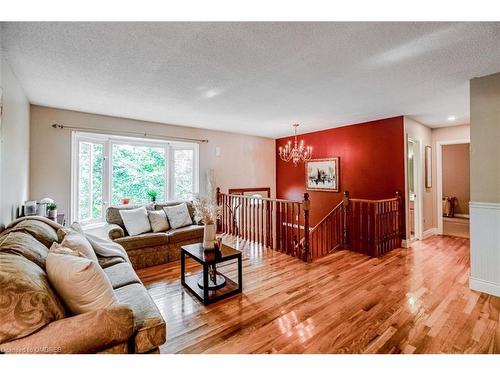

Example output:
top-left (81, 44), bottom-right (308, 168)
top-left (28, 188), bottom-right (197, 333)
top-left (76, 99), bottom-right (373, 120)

top-left (136, 235), bottom-right (500, 354)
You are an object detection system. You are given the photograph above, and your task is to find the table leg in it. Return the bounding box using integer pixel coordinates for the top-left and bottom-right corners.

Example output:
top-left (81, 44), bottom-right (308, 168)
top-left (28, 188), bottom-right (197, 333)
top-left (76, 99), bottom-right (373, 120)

top-left (203, 264), bottom-right (209, 304)
top-left (181, 251), bottom-right (186, 285)
top-left (238, 255), bottom-right (242, 293)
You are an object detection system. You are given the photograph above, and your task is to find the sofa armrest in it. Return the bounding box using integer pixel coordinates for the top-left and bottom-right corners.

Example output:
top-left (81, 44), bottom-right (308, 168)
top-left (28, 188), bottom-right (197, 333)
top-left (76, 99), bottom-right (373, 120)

top-left (107, 224), bottom-right (125, 240)
top-left (0, 305), bottom-right (134, 354)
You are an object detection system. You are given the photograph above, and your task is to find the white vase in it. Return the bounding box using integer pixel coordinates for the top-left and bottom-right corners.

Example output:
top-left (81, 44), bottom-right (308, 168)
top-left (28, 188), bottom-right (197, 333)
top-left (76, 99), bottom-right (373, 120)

top-left (203, 223), bottom-right (216, 249)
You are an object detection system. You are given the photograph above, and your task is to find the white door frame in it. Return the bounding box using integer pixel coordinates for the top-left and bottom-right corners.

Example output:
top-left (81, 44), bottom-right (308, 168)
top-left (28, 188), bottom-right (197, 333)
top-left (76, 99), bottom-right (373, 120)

top-left (406, 137), bottom-right (423, 241)
top-left (436, 139), bottom-right (470, 234)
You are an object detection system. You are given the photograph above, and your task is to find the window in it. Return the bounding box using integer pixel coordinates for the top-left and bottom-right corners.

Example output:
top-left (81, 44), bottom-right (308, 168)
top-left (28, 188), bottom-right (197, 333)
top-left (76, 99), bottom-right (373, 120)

top-left (72, 132), bottom-right (198, 224)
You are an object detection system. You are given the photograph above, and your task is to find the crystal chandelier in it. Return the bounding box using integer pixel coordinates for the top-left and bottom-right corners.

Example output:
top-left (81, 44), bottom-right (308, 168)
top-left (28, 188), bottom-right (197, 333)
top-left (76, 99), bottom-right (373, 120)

top-left (278, 124), bottom-right (312, 166)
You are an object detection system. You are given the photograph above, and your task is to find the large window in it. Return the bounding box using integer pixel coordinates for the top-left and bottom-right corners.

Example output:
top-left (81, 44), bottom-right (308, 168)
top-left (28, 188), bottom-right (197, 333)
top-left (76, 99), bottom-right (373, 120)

top-left (72, 132), bottom-right (198, 224)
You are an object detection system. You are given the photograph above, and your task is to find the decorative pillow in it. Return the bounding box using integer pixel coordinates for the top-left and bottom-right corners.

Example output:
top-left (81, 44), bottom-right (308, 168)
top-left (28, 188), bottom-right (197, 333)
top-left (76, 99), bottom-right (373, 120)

top-left (119, 207), bottom-right (152, 236)
top-left (46, 252), bottom-right (117, 315)
top-left (0, 253), bottom-right (66, 344)
top-left (49, 242), bottom-right (85, 257)
top-left (163, 203), bottom-right (193, 229)
top-left (61, 231), bottom-right (98, 262)
top-left (148, 210), bottom-right (170, 233)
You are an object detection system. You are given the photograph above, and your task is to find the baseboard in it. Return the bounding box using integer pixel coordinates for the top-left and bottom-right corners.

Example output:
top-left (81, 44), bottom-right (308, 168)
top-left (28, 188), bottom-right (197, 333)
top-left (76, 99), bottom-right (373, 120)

top-left (470, 277), bottom-right (500, 297)
top-left (401, 239), bottom-right (410, 248)
top-left (422, 228), bottom-right (438, 239)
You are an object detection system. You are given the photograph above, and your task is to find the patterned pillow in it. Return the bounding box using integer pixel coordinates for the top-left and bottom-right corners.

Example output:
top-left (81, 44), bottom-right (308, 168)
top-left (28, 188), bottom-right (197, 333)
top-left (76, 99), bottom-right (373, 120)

top-left (0, 253), bottom-right (66, 344)
top-left (163, 203), bottom-right (193, 229)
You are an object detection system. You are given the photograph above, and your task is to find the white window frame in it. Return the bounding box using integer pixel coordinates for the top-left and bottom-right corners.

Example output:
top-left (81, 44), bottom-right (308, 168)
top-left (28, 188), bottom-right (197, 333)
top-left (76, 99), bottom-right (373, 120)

top-left (169, 143), bottom-right (200, 201)
top-left (71, 131), bottom-right (199, 224)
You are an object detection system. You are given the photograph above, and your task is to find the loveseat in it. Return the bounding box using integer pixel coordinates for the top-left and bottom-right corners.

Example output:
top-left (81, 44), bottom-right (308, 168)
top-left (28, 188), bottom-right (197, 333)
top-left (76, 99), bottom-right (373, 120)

top-left (104, 201), bottom-right (204, 269)
top-left (0, 217), bottom-right (166, 354)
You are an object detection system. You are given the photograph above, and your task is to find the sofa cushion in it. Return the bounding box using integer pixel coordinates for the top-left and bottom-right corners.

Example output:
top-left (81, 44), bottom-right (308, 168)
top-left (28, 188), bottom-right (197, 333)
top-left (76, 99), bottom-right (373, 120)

top-left (0, 253), bottom-right (66, 344)
top-left (106, 204), bottom-right (153, 232)
top-left (97, 255), bottom-right (126, 269)
top-left (10, 220), bottom-right (59, 248)
top-left (104, 262), bottom-right (142, 289)
top-left (114, 283), bottom-right (166, 353)
top-left (115, 232), bottom-right (169, 251)
top-left (166, 225), bottom-right (204, 243)
top-left (0, 232), bottom-right (49, 269)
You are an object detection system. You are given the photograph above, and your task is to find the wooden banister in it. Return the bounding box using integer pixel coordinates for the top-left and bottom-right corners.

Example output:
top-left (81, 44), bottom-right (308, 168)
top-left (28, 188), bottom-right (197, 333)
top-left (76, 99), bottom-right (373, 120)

top-left (217, 187), bottom-right (403, 262)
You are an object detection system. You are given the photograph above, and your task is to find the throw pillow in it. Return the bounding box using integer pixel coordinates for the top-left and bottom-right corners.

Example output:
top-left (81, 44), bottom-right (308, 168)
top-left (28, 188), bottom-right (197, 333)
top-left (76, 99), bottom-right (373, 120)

top-left (61, 231), bottom-right (98, 262)
top-left (163, 203), bottom-right (193, 229)
top-left (46, 252), bottom-right (117, 314)
top-left (119, 206), bottom-right (152, 236)
top-left (148, 210), bottom-right (170, 232)
top-left (49, 242), bottom-right (85, 257)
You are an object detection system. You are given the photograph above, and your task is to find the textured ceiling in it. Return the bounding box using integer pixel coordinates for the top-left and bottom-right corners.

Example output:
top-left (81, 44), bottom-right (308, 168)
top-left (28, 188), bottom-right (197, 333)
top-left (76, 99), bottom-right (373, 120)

top-left (2, 22), bottom-right (500, 138)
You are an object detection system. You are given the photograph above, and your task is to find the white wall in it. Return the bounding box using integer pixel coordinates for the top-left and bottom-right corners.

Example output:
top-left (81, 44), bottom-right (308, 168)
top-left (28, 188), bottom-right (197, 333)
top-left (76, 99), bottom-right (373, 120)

top-left (30, 105), bottom-right (276, 220)
top-left (0, 28), bottom-right (31, 227)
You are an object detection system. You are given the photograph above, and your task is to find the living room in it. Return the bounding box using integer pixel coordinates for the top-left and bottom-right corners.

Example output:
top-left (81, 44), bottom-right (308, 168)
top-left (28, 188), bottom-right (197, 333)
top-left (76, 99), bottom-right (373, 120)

top-left (1, 1), bottom-right (500, 373)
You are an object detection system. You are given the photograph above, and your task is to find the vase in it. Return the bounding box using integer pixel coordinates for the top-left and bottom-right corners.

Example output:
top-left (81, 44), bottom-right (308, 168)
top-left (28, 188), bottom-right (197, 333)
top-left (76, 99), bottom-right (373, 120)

top-left (203, 223), bottom-right (216, 249)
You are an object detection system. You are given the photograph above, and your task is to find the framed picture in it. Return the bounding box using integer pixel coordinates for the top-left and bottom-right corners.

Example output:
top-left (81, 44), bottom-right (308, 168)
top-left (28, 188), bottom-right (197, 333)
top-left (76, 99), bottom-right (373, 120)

top-left (305, 158), bottom-right (339, 192)
top-left (425, 146), bottom-right (432, 188)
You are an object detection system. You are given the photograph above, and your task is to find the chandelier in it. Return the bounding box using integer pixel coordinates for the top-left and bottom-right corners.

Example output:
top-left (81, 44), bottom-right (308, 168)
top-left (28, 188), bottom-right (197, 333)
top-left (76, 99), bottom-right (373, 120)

top-left (278, 124), bottom-right (312, 166)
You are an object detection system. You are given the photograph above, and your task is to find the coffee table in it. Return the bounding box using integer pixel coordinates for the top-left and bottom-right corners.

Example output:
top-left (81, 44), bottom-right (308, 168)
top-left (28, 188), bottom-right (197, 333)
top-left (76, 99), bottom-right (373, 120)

top-left (181, 243), bottom-right (242, 305)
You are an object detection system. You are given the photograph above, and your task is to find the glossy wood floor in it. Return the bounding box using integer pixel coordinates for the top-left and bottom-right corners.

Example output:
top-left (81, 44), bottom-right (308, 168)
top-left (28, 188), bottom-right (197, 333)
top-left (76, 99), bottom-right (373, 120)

top-left (137, 235), bottom-right (500, 354)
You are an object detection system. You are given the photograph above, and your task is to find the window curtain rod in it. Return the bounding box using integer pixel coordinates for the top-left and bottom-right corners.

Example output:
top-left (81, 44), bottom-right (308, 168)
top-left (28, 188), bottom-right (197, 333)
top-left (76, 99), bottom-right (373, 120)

top-left (51, 123), bottom-right (209, 143)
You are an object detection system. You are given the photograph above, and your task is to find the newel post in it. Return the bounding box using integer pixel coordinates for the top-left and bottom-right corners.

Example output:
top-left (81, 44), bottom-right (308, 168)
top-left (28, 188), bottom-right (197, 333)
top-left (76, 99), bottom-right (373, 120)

top-left (395, 190), bottom-right (402, 240)
top-left (216, 187), bottom-right (221, 233)
top-left (342, 191), bottom-right (350, 249)
top-left (302, 193), bottom-right (311, 262)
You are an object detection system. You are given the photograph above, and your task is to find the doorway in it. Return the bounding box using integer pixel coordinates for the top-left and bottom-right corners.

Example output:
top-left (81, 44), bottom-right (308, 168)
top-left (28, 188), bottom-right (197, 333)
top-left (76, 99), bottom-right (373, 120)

top-left (406, 138), bottom-right (422, 241)
top-left (436, 140), bottom-right (470, 238)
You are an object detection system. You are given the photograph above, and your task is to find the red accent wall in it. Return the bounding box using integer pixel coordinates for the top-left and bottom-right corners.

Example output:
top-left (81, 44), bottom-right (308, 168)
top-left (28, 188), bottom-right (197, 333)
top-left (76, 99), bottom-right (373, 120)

top-left (276, 116), bottom-right (405, 226)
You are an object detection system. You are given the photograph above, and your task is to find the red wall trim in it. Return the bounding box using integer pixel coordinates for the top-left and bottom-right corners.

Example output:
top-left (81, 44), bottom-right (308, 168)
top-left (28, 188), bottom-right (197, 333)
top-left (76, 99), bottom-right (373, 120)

top-left (276, 116), bottom-right (405, 227)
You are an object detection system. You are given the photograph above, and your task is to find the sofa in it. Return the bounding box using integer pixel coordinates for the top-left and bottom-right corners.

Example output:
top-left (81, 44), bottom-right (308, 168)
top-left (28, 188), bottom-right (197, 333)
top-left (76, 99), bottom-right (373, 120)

top-left (104, 201), bottom-right (204, 269)
top-left (0, 218), bottom-right (166, 354)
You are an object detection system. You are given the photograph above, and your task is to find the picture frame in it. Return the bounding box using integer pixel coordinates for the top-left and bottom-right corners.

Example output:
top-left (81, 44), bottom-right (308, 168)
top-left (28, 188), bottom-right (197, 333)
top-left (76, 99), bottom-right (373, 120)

top-left (425, 145), bottom-right (432, 188)
top-left (305, 157), bottom-right (339, 192)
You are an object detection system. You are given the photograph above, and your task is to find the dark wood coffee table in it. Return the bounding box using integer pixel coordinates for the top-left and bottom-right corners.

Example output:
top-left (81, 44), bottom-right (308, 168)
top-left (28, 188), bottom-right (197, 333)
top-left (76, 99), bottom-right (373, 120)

top-left (181, 243), bottom-right (242, 305)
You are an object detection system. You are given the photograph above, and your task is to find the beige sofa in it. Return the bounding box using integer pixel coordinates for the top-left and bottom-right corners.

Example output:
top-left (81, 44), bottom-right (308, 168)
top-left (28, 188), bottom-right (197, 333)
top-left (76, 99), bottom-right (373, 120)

top-left (105, 201), bottom-right (204, 269)
top-left (0, 218), bottom-right (166, 354)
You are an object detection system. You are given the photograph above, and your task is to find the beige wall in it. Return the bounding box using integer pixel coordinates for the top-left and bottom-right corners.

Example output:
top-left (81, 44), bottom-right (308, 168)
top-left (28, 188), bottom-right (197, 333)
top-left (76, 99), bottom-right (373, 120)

top-left (30, 105), bottom-right (276, 220)
top-left (404, 117), bottom-right (434, 235)
top-left (442, 143), bottom-right (470, 215)
top-left (470, 73), bottom-right (500, 203)
top-left (0, 31), bottom-right (31, 227)
top-left (404, 119), bottom-right (471, 235)
top-left (469, 72), bottom-right (500, 296)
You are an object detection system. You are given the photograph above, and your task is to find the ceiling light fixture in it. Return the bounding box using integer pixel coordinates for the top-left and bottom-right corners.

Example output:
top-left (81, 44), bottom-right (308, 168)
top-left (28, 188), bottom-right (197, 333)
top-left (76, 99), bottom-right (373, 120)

top-left (278, 124), bottom-right (312, 166)
top-left (447, 115), bottom-right (456, 121)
